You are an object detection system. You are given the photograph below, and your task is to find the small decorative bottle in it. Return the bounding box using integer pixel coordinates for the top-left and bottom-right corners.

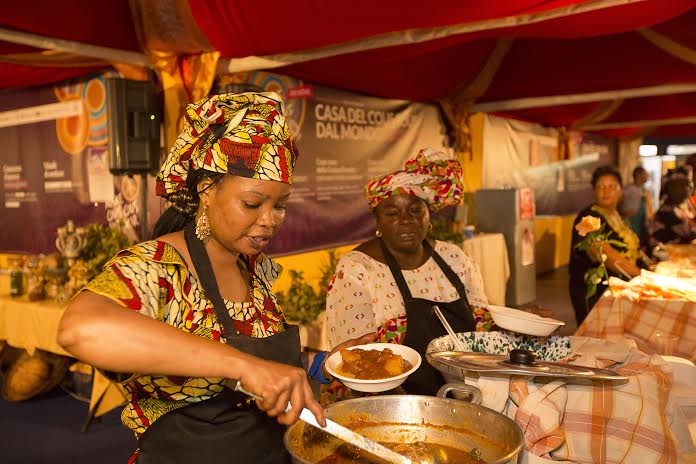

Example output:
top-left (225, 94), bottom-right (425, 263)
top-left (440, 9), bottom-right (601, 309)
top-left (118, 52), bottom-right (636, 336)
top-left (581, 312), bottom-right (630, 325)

top-left (9, 258), bottom-right (24, 297)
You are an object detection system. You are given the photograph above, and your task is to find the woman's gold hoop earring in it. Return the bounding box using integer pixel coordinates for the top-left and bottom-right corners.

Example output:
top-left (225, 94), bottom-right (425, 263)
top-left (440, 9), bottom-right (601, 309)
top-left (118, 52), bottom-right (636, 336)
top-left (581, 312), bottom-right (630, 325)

top-left (375, 229), bottom-right (382, 237)
top-left (428, 223), bottom-right (433, 232)
top-left (196, 204), bottom-right (211, 241)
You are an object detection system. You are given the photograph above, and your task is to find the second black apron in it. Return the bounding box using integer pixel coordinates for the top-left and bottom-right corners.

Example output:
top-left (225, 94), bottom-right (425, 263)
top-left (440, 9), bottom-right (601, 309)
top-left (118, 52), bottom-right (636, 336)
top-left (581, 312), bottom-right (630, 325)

top-left (380, 239), bottom-right (476, 395)
top-left (136, 222), bottom-right (301, 464)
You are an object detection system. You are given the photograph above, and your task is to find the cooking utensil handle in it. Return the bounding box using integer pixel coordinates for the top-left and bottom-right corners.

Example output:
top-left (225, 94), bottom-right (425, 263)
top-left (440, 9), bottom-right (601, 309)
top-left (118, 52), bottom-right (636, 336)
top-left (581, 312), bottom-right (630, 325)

top-left (433, 305), bottom-right (467, 352)
top-left (234, 382), bottom-right (412, 464)
top-left (299, 409), bottom-right (412, 464)
top-left (436, 383), bottom-right (482, 405)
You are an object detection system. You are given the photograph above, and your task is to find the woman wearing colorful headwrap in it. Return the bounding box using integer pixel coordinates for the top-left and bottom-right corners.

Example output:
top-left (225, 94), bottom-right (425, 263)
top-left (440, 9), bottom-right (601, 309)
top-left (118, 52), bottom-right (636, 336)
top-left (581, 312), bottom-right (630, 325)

top-left (324, 148), bottom-right (492, 400)
top-left (57, 92), bottom-right (371, 463)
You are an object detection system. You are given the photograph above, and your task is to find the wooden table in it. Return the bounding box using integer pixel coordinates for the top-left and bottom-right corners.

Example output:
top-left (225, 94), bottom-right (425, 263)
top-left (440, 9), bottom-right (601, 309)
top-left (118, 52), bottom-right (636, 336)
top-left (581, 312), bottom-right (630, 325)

top-left (0, 295), bottom-right (126, 423)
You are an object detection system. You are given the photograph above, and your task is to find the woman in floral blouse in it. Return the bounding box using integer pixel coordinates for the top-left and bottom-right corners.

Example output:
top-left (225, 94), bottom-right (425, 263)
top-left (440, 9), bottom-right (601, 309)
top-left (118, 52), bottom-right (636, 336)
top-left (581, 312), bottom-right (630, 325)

top-left (325, 148), bottom-right (492, 400)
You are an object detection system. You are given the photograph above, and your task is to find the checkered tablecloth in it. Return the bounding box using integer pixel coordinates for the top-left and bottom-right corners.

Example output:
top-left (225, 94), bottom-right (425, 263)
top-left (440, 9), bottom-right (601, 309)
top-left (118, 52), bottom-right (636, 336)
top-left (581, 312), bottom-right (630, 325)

top-left (461, 337), bottom-right (694, 462)
top-left (575, 294), bottom-right (696, 362)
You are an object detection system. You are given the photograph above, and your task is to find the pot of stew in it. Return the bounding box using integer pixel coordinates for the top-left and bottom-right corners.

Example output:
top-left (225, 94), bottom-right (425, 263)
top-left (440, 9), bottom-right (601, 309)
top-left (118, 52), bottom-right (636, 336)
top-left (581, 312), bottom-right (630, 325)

top-left (284, 387), bottom-right (524, 464)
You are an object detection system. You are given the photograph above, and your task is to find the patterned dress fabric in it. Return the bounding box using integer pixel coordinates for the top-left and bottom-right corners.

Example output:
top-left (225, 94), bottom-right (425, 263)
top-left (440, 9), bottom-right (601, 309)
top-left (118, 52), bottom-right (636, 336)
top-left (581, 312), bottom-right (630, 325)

top-left (649, 200), bottom-right (696, 247)
top-left (569, 205), bottom-right (641, 324)
top-left (156, 91), bottom-right (299, 199)
top-left (82, 241), bottom-right (285, 438)
top-left (322, 240), bottom-right (491, 404)
top-left (364, 148), bottom-right (464, 211)
top-left (325, 240), bottom-right (490, 348)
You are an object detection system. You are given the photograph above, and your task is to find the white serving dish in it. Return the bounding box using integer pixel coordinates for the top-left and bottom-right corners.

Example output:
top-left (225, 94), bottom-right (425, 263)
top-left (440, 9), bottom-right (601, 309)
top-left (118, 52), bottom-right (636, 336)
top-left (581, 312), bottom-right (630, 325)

top-left (324, 343), bottom-right (421, 393)
top-left (487, 305), bottom-right (565, 337)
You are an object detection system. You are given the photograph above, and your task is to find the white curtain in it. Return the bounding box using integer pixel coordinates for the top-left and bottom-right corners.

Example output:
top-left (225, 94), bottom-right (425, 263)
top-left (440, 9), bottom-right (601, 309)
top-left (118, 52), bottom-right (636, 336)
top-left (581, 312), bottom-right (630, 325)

top-left (481, 114), bottom-right (559, 189)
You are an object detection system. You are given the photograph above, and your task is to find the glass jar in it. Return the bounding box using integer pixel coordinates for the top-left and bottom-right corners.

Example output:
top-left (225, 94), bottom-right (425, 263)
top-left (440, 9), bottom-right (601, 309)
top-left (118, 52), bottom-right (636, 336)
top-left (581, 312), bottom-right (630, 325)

top-left (9, 258), bottom-right (24, 297)
top-left (26, 273), bottom-right (45, 301)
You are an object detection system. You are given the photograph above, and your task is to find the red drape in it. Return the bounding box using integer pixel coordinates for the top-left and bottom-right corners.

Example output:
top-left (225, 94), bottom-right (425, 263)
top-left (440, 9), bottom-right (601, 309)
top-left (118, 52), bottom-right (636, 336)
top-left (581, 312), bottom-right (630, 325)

top-left (1, 0), bottom-right (695, 135)
top-left (0, 0), bottom-right (140, 51)
top-left (186, 0), bottom-right (696, 137)
top-left (0, 63), bottom-right (105, 90)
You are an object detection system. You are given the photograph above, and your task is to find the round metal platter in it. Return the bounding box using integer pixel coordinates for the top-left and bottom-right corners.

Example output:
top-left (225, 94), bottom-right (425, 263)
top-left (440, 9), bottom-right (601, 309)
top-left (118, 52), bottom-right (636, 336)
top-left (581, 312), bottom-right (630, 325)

top-left (427, 351), bottom-right (629, 381)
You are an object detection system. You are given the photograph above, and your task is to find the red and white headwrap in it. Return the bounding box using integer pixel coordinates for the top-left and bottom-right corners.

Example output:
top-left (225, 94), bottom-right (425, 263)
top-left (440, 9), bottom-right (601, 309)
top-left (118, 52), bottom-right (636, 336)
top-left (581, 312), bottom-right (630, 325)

top-left (364, 148), bottom-right (465, 211)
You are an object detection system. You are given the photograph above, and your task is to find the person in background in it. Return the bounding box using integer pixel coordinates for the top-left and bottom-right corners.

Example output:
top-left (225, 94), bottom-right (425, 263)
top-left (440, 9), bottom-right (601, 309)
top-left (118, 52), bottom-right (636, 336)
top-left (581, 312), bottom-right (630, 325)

top-left (649, 167), bottom-right (696, 249)
top-left (57, 92), bottom-right (370, 464)
top-left (621, 166), bottom-right (653, 244)
top-left (324, 148), bottom-right (493, 400)
top-left (683, 154), bottom-right (696, 211)
top-left (569, 165), bottom-right (641, 325)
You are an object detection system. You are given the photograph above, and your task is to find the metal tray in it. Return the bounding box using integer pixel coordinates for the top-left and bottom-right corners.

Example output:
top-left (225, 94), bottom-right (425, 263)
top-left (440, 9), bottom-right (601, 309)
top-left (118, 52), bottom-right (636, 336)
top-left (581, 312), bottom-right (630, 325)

top-left (427, 351), bottom-right (629, 381)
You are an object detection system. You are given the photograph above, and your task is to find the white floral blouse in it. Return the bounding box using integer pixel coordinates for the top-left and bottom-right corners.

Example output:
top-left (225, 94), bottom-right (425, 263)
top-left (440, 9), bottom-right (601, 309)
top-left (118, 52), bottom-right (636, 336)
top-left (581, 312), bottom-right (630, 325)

top-left (326, 240), bottom-right (491, 347)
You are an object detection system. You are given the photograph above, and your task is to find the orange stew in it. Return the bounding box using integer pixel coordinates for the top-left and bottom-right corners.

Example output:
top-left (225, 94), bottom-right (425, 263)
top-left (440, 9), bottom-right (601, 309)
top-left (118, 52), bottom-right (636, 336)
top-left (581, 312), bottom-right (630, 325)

top-left (335, 348), bottom-right (413, 380)
top-left (317, 442), bottom-right (484, 463)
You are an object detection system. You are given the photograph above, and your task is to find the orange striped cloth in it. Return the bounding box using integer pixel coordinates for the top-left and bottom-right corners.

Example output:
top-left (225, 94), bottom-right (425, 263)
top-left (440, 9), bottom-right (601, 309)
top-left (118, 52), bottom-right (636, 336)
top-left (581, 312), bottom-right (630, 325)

top-left (576, 294), bottom-right (696, 362)
top-left (467, 337), bottom-right (694, 462)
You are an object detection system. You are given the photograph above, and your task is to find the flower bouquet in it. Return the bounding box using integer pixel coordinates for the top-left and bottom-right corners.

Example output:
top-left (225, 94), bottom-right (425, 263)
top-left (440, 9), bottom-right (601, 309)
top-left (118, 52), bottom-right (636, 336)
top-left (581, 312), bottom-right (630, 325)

top-left (574, 215), bottom-right (623, 299)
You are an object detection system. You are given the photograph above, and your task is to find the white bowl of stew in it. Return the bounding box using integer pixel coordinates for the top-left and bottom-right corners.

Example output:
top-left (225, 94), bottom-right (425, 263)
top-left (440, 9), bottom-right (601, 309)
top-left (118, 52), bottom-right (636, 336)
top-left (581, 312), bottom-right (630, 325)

top-left (325, 343), bottom-right (421, 393)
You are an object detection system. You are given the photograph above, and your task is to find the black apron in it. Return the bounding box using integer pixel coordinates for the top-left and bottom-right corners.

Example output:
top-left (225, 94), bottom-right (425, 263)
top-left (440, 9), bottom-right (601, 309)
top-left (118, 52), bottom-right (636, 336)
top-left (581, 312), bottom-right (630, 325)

top-left (380, 239), bottom-right (476, 395)
top-left (136, 223), bottom-right (302, 464)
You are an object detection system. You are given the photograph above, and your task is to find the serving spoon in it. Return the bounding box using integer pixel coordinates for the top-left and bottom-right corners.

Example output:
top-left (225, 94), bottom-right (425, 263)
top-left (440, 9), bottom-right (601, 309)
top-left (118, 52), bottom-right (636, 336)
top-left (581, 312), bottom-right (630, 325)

top-left (234, 382), bottom-right (412, 464)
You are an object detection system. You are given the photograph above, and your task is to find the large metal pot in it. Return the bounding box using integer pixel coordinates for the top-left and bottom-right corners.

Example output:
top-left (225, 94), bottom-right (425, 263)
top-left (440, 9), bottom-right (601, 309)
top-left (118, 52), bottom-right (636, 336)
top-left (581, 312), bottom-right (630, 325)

top-left (284, 386), bottom-right (524, 463)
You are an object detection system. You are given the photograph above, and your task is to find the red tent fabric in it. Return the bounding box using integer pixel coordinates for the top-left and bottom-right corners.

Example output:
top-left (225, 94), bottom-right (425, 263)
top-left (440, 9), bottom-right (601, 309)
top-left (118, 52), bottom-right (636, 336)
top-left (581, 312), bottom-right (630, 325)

top-left (0, 1), bottom-right (140, 51)
top-left (0, 0), bottom-right (139, 88)
top-left (189, 0), bottom-right (696, 99)
top-left (186, 0), bottom-right (696, 136)
top-left (188, 0), bottom-right (693, 56)
top-left (0, 62), bottom-right (104, 89)
top-left (2, 0), bottom-right (696, 137)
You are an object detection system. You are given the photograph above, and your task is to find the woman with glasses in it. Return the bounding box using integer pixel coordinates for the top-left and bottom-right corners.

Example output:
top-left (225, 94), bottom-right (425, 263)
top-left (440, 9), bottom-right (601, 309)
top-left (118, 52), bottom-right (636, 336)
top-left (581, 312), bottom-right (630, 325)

top-left (569, 165), bottom-right (641, 325)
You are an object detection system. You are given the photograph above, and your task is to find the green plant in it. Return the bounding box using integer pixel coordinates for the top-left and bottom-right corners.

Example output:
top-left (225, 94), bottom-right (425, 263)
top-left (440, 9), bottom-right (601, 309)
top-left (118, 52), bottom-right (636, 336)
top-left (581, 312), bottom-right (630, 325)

top-left (79, 222), bottom-right (132, 278)
top-left (428, 218), bottom-right (464, 243)
top-left (276, 250), bottom-right (342, 324)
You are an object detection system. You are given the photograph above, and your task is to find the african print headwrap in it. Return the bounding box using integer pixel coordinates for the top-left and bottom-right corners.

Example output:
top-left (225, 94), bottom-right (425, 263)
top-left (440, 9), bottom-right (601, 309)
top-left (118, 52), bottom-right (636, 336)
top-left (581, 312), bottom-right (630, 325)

top-left (364, 148), bottom-right (464, 211)
top-left (156, 92), bottom-right (298, 198)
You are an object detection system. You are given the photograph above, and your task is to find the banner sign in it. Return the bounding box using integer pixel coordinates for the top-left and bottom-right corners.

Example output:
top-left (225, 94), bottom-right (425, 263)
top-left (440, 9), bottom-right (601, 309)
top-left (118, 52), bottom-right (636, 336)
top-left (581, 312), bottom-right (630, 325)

top-left (482, 115), bottom-right (616, 216)
top-left (1, 71), bottom-right (449, 256)
top-left (0, 71), bottom-right (156, 254)
top-left (221, 73), bottom-right (450, 256)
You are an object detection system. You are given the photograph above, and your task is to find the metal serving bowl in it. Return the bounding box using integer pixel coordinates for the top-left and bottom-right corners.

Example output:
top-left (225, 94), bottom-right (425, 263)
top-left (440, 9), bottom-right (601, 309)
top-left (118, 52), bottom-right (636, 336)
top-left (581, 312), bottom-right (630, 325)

top-left (284, 391), bottom-right (524, 463)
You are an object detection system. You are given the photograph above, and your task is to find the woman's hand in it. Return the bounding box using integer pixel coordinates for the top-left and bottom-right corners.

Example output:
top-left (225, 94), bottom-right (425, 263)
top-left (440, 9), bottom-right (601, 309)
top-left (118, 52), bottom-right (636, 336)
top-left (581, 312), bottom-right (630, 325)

top-left (237, 356), bottom-right (325, 427)
top-left (323, 332), bottom-right (378, 377)
top-left (601, 243), bottom-right (640, 278)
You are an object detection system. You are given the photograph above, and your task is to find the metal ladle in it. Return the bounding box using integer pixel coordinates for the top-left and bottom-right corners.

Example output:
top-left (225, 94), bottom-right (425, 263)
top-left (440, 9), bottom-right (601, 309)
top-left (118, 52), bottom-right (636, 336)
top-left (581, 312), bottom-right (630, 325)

top-left (234, 382), bottom-right (412, 464)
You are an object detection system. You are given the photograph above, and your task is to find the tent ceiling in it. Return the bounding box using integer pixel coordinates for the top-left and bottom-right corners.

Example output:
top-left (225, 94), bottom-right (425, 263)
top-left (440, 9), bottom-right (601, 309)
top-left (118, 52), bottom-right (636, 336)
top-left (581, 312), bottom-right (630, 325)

top-left (1, 0), bottom-right (695, 139)
top-left (0, 1), bottom-right (140, 51)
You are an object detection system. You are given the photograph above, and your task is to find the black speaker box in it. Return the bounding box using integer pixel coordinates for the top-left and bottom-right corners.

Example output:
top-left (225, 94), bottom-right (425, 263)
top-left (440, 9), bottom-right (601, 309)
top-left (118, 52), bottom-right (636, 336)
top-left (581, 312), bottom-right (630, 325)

top-left (106, 78), bottom-right (161, 174)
